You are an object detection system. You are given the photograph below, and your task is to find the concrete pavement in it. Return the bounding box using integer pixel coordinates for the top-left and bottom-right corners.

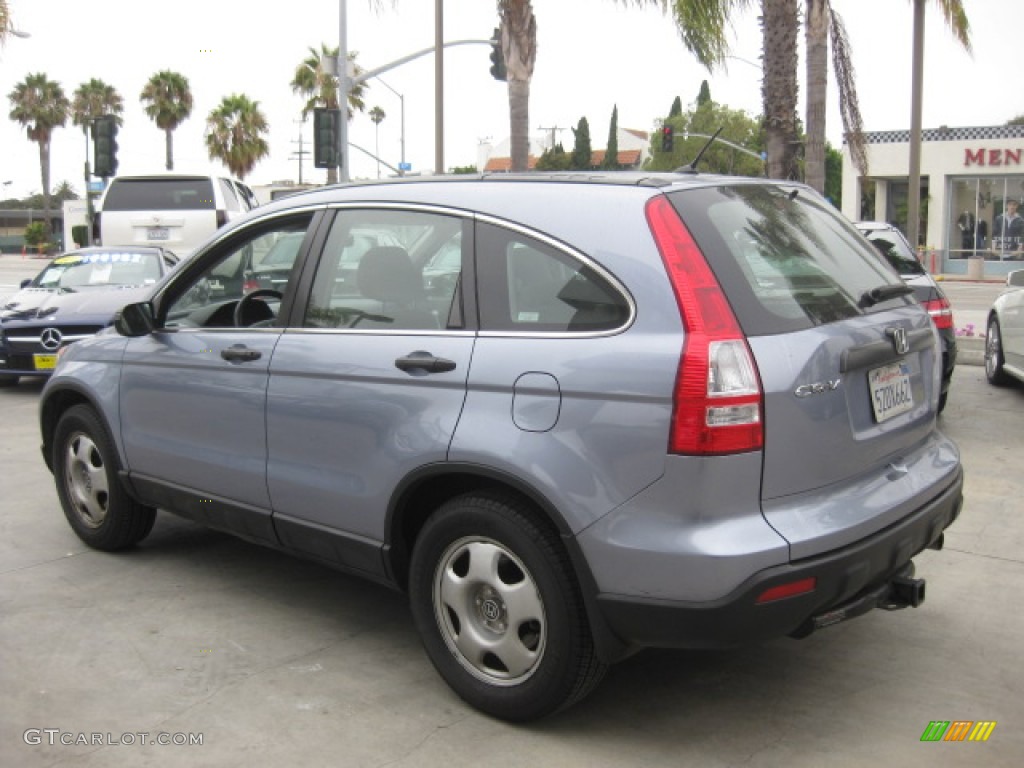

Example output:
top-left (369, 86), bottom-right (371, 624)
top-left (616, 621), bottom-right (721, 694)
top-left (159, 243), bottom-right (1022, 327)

top-left (1, 365), bottom-right (1022, 767)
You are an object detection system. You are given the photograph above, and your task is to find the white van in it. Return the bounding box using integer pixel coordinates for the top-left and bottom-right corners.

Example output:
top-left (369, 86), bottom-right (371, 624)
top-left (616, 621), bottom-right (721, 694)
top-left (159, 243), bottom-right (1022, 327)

top-left (95, 174), bottom-right (258, 257)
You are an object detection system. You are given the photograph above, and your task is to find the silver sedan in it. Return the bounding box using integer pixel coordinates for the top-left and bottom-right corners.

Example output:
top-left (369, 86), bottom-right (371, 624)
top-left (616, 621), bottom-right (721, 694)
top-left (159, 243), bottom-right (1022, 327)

top-left (985, 269), bottom-right (1024, 386)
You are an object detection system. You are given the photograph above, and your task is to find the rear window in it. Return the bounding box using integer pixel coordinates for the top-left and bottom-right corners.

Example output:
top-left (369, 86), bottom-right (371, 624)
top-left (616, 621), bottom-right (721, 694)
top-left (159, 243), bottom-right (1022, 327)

top-left (859, 228), bottom-right (927, 276)
top-left (669, 184), bottom-right (904, 336)
top-left (103, 178), bottom-right (216, 211)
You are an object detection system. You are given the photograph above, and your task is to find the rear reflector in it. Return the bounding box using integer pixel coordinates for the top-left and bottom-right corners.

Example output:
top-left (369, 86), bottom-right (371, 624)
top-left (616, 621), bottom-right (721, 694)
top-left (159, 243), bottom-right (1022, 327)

top-left (645, 196), bottom-right (764, 455)
top-left (756, 578), bottom-right (817, 604)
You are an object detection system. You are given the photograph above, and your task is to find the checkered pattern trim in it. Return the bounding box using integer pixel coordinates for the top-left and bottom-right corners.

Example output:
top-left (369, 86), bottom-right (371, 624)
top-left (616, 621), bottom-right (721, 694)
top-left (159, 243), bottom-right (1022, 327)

top-left (864, 125), bottom-right (1024, 144)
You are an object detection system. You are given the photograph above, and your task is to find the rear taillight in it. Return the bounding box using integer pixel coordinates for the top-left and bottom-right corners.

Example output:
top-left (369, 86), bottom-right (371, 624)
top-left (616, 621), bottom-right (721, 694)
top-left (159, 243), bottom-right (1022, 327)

top-left (923, 296), bottom-right (954, 330)
top-left (646, 196), bottom-right (764, 455)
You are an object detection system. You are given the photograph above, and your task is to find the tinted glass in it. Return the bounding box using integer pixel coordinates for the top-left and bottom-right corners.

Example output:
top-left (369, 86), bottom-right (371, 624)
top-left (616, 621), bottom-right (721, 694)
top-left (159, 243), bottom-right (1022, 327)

top-left (670, 185), bottom-right (904, 336)
top-left (475, 222), bottom-right (630, 333)
top-left (103, 178), bottom-right (216, 211)
top-left (860, 229), bottom-right (926, 276)
top-left (304, 209), bottom-right (463, 331)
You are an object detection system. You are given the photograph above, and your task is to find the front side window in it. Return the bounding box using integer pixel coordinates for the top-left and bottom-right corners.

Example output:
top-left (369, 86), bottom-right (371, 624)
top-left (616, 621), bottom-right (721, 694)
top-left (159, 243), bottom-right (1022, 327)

top-left (475, 222), bottom-right (630, 334)
top-left (303, 209), bottom-right (464, 331)
top-left (164, 214), bottom-right (313, 328)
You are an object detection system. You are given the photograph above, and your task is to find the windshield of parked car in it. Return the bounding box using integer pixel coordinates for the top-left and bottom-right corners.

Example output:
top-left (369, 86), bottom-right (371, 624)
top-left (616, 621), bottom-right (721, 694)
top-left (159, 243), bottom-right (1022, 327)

top-left (34, 251), bottom-right (163, 290)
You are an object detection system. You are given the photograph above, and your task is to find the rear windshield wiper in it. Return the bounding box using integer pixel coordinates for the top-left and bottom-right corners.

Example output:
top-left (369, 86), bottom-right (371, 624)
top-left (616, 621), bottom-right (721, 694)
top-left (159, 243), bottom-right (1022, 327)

top-left (859, 283), bottom-right (915, 308)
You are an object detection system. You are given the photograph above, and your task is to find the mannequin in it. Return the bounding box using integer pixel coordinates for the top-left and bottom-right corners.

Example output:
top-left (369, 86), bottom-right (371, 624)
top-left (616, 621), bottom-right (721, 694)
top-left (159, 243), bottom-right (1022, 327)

top-left (957, 210), bottom-right (975, 251)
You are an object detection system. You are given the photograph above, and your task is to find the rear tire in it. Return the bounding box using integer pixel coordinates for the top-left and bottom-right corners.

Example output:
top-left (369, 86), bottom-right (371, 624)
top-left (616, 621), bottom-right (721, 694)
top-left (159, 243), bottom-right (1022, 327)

top-left (409, 491), bottom-right (606, 721)
top-left (985, 316), bottom-right (1012, 387)
top-left (53, 404), bottom-right (156, 550)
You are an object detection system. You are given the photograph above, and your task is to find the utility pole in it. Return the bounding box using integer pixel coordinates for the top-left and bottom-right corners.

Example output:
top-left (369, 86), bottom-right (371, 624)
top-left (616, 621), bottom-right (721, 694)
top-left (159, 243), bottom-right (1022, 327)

top-left (537, 125), bottom-right (566, 152)
top-left (291, 118), bottom-right (309, 184)
top-left (435, 0), bottom-right (444, 174)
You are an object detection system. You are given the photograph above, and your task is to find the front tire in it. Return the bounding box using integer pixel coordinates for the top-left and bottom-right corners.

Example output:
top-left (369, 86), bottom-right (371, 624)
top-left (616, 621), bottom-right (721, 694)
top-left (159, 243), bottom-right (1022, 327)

top-left (409, 492), bottom-right (606, 721)
top-left (985, 316), bottom-right (1012, 386)
top-left (53, 405), bottom-right (156, 550)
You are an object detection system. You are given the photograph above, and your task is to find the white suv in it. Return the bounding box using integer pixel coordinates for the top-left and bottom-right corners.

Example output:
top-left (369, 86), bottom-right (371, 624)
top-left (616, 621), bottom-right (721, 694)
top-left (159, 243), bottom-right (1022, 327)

top-left (95, 173), bottom-right (258, 257)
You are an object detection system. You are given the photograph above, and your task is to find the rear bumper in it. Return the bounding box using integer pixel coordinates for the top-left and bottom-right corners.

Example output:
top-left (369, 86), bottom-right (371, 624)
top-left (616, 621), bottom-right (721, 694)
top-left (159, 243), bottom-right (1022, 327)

top-left (592, 465), bottom-right (963, 650)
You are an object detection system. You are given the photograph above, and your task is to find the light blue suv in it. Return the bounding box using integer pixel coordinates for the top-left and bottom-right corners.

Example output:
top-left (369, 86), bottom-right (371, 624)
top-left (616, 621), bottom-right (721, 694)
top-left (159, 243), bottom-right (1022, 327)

top-left (39, 174), bottom-right (964, 721)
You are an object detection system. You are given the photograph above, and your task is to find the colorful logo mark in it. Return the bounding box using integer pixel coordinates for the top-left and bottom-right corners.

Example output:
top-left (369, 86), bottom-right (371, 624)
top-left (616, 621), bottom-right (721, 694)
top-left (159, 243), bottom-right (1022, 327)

top-left (920, 721), bottom-right (997, 742)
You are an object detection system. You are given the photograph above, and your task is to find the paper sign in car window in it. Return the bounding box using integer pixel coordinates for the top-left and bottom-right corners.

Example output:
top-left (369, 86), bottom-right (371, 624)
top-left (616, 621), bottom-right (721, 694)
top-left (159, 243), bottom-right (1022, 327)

top-left (89, 263), bottom-right (114, 284)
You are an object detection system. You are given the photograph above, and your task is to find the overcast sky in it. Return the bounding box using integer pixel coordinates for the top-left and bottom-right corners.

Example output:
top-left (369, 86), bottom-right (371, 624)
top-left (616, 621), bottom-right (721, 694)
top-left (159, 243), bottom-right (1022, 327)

top-left (1, 0), bottom-right (1019, 198)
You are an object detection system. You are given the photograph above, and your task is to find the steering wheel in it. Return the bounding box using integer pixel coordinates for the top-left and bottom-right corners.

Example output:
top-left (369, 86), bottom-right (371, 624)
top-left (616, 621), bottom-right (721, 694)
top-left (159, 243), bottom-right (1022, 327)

top-left (234, 289), bottom-right (283, 327)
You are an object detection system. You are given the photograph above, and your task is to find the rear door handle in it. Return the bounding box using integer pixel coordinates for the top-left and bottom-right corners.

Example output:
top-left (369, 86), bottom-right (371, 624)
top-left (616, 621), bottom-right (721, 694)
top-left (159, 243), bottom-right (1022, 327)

top-left (395, 351), bottom-right (457, 374)
top-left (221, 344), bottom-right (262, 363)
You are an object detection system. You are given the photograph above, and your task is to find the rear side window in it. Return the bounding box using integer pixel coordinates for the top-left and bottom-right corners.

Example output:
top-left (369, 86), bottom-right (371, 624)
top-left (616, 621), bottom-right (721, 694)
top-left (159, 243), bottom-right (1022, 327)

top-left (103, 178), bottom-right (216, 211)
top-left (475, 222), bottom-right (630, 333)
top-left (669, 185), bottom-right (901, 336)
top-left (861, 229), bottom-right (926, 276)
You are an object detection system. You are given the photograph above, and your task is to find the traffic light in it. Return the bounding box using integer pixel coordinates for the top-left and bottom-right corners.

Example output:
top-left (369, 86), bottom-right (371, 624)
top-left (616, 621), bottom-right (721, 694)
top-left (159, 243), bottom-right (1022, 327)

top-left (313, 107), bottom-right (341, 169)
top-left (92, 115), bottom-right (119, 178)
top-left (489, 27), bottom-right (507, 82)
top-left (661, 125), bottom-right (674, 153)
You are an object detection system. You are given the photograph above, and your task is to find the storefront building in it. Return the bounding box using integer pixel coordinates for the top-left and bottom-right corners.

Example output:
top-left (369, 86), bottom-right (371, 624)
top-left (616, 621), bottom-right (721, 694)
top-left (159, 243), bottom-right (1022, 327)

top-left (841, 123), bottom-right (1024, 277)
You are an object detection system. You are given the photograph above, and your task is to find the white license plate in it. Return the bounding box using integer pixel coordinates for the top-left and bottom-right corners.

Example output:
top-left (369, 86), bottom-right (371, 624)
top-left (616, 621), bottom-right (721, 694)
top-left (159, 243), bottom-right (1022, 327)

top-left (868, 361), bottom-right (914, 422)
top-left (147, 227), bottom-right (169, 241)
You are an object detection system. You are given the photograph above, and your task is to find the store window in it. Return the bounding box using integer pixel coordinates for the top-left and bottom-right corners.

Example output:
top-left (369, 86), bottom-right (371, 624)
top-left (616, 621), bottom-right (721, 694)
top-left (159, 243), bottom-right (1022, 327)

top-left (948, 176), bottom-right (1024, 261)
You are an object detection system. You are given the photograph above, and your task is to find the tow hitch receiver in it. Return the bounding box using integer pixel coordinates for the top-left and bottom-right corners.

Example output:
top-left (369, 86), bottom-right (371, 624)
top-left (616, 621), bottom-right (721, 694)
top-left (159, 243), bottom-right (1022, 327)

top-left (794, 563), bottom-right (926, 637)
top-left (879, 574), bottom-right (926, 610)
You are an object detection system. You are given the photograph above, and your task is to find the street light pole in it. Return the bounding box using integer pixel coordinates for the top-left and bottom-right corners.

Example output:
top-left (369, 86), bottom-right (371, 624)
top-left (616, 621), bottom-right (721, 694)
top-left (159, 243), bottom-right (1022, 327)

top-left (375, 77), bottom-right (405, 176)
top-left (338, 0), bottom-right (350, 182)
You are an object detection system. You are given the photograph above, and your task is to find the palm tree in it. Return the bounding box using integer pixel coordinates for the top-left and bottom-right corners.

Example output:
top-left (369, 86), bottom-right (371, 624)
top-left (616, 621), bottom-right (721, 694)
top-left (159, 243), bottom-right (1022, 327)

top-left (1, 0), bottom-right (11, 46)
top-left (291, 44), bottom-right (366, 184)
top-left (802, 0), bottom-right (970, 194)
top-left (497, 1), bottom-right (538, 172)
top-left (761, 0), bottom-right (800, 180)
top-left (369, 106), bottom-right (386, 179)
top-left (140, 71), bottom-right (193, 171)
top-left (204, 94), bottom-right (269, 180)
top-left (8, 73), bottom-right (70, 237)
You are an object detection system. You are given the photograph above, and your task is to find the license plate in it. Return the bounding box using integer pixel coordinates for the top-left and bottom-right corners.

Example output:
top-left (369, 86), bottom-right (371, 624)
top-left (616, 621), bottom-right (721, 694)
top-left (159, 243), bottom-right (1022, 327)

top-left (868, 361), bottom-right (914, 422)
top-left (33, 353), bottom-right (58, 371)
top-left (147, 227), bottom-right (169, 241)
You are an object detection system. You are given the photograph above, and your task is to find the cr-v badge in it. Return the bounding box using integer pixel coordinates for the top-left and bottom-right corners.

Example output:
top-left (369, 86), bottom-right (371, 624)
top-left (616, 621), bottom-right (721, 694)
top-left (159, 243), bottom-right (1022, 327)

top-left (794, 379), bottom-right (841, 398)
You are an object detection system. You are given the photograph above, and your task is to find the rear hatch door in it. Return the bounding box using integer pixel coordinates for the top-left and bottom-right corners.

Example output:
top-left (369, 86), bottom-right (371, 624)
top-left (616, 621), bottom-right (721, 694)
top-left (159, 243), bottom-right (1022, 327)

top-left (669, 183), bottom-right (957, 557)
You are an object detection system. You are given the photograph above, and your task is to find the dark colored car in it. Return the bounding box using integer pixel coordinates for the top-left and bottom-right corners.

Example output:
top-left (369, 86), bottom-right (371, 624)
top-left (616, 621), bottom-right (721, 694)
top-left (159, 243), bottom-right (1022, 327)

top-left (854, 222), bottom-right (958, 411)
top-left (0, 246), bottom-right (177, 386)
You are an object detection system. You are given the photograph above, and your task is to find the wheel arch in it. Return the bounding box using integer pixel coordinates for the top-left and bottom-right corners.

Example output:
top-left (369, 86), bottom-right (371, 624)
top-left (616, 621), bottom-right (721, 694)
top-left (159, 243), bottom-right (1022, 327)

top-left (383, 463), bottom-right (572, 591)
top-left (40, 384), bottom-right (99, 472)
top-left (382, 463), bottom-right (635, 664)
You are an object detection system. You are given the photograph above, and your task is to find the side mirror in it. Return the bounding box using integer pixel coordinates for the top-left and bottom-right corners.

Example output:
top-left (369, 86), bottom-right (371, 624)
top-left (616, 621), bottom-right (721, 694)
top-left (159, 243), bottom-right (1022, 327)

top-left (20, 278), bottom-right (31, 289)
top-left (1007, 270), bottom-right (1024, 288)
top-left (114, 302), bottom-right (156, 337)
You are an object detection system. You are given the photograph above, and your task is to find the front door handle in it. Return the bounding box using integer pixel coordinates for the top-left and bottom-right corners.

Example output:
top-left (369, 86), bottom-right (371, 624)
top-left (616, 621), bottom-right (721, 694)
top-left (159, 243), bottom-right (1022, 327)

top-left (221, 344), bottom-right (262, 363)
top-left (395, 351), bottom-right (457, 374)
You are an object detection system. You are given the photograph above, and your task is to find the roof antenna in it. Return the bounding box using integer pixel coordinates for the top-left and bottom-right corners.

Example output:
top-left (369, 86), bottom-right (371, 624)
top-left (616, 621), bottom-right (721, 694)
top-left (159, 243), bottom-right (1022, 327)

top-left (675, 127), bottom-right (723, 175)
